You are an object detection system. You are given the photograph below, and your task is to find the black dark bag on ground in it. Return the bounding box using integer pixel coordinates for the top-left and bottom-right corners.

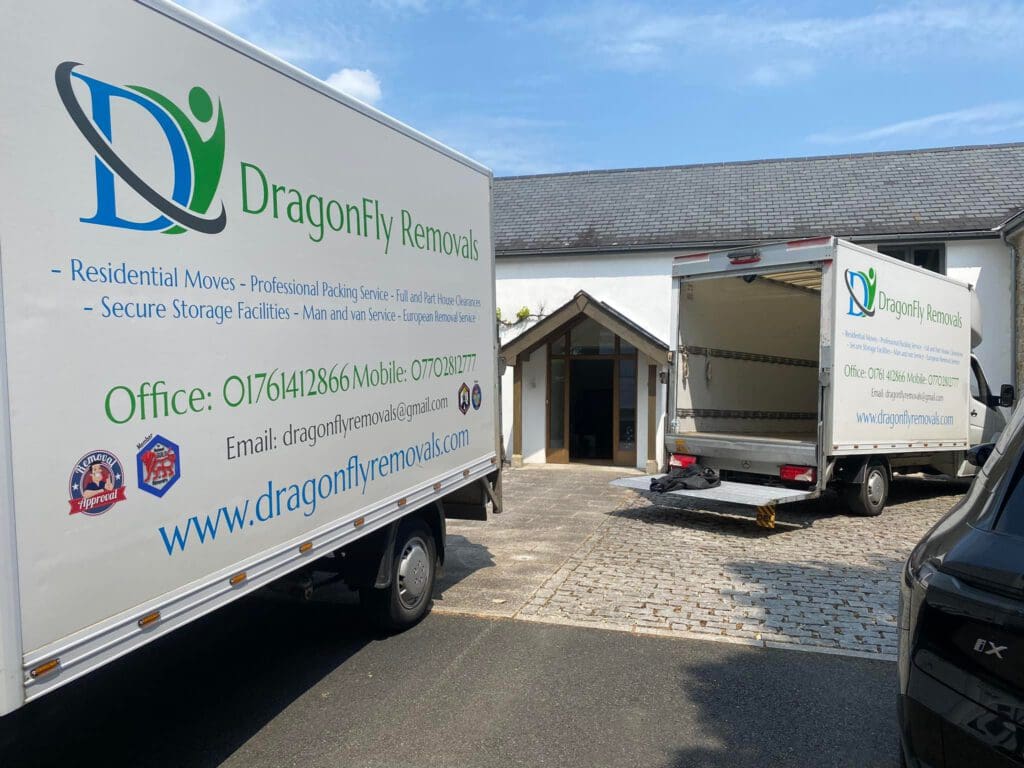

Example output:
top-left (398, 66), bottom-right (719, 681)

top-left (649, 465), bottom-right (721, 493)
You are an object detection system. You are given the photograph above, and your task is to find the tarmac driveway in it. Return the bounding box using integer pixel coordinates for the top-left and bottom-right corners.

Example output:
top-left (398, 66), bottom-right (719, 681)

top-left (435, 464), bottom-right (966, 659)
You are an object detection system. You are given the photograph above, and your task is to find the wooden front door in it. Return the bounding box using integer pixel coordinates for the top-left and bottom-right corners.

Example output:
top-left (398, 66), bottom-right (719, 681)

top-left (546, 318), bottom-right (637, 467)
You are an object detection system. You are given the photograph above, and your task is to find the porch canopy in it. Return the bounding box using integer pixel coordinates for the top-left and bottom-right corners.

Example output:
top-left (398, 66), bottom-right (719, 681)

top-left (500, 291), bottom-right (669, 469)
top-left (501, 291), bottom-right (669, 366)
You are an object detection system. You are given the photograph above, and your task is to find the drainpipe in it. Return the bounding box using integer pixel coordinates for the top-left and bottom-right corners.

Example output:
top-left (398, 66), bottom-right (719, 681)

top-left (1000, 223), bottom-right (1021, 393)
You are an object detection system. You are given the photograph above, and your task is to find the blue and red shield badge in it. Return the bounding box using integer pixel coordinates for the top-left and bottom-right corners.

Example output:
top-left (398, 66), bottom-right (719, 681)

top-left (137, 435), bottom-right (181, 498)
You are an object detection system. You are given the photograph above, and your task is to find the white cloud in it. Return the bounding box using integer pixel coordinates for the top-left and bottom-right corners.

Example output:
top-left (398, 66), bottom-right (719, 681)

top-left (429, 116), bottom-right (577, 176)
top-left (748, 61), bottom-right (814, 87)
top-left (369, 0), bottom-right (430, 11)
top-left (543, 2), bottom-right (1024, 74)
top-left (176, 0), bottom-right (359, 67)
top-left (177, 0), bottom-right (262, 28)
top-left (324, 68), bottom-right (383, 106)
top-left (808, 102), bottom-right (1024, 144)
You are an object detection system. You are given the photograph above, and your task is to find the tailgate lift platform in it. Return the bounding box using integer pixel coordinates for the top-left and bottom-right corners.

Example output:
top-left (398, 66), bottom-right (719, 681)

top-left (612, 476), bottom-right (820, 528)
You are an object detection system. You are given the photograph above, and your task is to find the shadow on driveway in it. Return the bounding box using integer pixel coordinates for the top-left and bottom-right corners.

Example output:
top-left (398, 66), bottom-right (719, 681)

top-left (434, 533), bottom-right (496, 597)
top-left (0, 593), bottom-right (376, 768)
top-left (666, 648), bottom-right (900, 767)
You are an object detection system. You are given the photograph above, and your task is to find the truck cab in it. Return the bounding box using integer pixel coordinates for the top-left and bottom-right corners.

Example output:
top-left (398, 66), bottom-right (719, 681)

top-left (969, 354), bottom-right (1010, 448)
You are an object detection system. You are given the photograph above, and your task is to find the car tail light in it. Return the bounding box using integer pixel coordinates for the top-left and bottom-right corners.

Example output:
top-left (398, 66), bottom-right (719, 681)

top-left (670, 453), bottom-right (698, 468)
top-left (780, 465), bottom-right (816, 483)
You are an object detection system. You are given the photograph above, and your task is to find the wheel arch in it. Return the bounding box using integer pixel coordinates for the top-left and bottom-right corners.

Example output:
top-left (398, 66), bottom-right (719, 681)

top-left (833, 454), bottom-right (891, 486)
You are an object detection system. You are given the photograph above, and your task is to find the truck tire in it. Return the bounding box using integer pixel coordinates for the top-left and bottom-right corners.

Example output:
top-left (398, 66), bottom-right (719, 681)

top-left (842, 458), bottom-right (888, 517)
top-left (360, 517), bottom-right (436, 631)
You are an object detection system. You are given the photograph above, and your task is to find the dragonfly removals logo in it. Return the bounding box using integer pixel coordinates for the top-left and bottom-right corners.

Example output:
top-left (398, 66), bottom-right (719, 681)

top-left (55, 62), bottom-right (226, 235)
top-left (844, 267), bottom-right (877, 318)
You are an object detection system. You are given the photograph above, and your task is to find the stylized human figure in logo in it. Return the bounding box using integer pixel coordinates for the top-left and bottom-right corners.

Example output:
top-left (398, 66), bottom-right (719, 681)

top-left (82, 462), bottom-right (114, 498)
top-left (129, 85), bottom-right (226, 234)
top-left (863, 267), bottom-right (877, 308)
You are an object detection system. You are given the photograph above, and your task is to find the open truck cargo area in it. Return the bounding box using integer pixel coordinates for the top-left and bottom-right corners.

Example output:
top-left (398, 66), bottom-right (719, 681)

top-left (617, 237), bottom-right (1013, 522)
top-left (0, 0), bottom-right (499, 719)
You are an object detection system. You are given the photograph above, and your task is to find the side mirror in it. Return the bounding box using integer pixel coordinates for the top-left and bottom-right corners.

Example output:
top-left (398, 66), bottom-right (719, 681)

top-left (1000, 384), bottom-right (1016, 408)
top-left (966, 442), bottom-right (995, 468)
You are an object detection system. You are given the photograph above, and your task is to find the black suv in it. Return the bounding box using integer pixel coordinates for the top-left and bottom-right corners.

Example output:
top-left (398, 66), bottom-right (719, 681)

top-left (900, 407), bottom-right (1024, 766)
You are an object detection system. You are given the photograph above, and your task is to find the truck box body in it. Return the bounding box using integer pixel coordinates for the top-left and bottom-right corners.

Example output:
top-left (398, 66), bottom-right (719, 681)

top-left (0, 0), bottom-right (497, 715)
top-left (616, 237), bottom-right (979, 510)
top-left (672, 236), bottom-right (971, 456)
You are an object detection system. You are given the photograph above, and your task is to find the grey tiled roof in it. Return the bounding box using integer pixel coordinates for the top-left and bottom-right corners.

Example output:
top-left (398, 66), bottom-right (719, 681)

top-left (493, 143), bottom-right (1024, 255)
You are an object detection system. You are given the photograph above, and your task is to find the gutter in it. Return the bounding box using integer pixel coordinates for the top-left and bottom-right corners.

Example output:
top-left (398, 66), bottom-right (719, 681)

top-left (496, 229), bottom-right (1001, 258)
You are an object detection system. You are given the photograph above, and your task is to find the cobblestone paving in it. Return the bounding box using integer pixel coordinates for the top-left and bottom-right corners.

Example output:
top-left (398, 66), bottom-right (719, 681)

top-left (445, 465), bottom-right (968, 660)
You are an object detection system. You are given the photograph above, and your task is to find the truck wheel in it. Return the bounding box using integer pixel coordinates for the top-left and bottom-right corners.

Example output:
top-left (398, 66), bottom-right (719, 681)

top-left (842, 459), bottom-right (888, 517)
top-left (360, 517), bottom-right (436, 631)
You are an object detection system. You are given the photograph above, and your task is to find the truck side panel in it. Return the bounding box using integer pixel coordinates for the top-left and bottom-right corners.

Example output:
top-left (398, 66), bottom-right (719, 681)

top-left (0, 0), bottom-right (495, 705)
top-left (0, 242), bottom-right (24, 717)
top-left (827, 242), bottom-right (971, 454)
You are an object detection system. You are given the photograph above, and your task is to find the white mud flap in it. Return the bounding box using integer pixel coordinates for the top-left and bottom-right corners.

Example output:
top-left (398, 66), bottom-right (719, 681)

top-left (611, 476), bottom-right (820, 529)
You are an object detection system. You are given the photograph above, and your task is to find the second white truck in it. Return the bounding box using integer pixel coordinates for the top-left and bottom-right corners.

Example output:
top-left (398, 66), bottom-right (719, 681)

top-left (617, 237), bottom-right (1013, 523)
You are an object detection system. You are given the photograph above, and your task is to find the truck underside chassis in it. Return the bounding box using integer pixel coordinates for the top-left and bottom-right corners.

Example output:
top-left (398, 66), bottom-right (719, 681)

top-left (273, 472), bottom-right (499, 629)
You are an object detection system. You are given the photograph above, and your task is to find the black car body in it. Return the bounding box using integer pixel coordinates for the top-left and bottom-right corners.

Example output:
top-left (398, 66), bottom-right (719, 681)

top-left (900, 406), bottom-right (1024, 766)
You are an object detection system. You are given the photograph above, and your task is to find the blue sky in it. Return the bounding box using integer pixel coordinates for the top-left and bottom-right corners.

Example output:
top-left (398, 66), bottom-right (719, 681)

top-left (177, 0), bottom-right (1024, 176)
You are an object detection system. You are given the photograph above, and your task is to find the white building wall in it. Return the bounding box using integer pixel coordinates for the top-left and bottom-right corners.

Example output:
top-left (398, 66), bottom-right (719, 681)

top-left (496, 252), bottom-right (675, 344)
top-left (521, 347), bottom-right (548, 464)
top-left (946, 239), bottom-right (1015, 390)
top-left (500, 365), bottom-right (513, 459)
top-left (636, 358), bottom-right (668, 471)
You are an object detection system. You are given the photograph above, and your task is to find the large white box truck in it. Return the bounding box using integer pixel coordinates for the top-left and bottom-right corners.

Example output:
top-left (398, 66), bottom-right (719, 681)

top-left (0, 0), bottom-right (500, 719)
top-left (616, 237), bottom-right (1013, 524)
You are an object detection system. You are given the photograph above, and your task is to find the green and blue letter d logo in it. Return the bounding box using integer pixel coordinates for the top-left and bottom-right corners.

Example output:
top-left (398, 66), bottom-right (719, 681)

top-left (55, 62), bottom-right (226, 235)
top-left (844, 268), bottom-right (877, 318)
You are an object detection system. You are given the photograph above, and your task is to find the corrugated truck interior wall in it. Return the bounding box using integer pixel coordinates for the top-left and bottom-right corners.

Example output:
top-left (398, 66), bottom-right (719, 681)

top-left (676, 274), bottom-right (821, 438)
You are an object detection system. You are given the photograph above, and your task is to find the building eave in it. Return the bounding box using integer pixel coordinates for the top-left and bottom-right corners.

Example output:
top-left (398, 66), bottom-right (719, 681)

top-left (495, 229), bottom-right (1003, 259)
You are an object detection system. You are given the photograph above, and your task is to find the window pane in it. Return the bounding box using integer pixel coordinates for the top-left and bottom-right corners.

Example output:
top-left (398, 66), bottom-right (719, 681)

top-left (912, 247), bottom-right (942, 274)
top-left (571, 318), bottom-right (615, 355)
top-left (549, 359), bottom-right (565, 450)
top-left (550, 333), bottom-right (566, 356)
top-left (878, 246), bottom-right (908, 262)
top-left (618, 358), bottom-right (636, 451)
top-left (620, 338), bottom-right (637, 355)
top-left (971, 359), bottom-right (989, 402)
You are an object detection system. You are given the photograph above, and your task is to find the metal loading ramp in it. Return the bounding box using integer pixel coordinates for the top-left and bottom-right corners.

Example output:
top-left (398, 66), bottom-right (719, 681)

top-left (611, 476), bottom-right (819, 506)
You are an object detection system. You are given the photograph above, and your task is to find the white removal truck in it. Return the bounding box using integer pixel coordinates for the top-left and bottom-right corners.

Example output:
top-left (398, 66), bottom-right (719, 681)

top-left (0, 0), bottom-right (500, 718)
top-left (616, 237), bottom-right (1013, 522)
